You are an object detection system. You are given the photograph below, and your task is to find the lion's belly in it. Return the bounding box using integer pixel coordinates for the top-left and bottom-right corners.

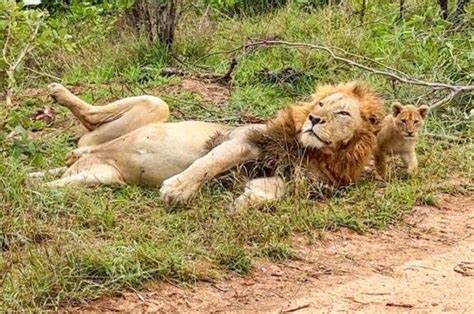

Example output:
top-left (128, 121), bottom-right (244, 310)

top-left (106, 121), bottom-right (228, 185)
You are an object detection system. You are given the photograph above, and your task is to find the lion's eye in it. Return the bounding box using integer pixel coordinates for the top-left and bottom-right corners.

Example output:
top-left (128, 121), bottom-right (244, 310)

top-left (318, 102), bottom-right (324, 107)
top-left (336, 111), bottom-right (351, 117)
top-left (401, 119), bottom-right (407, 124)
top-left (414, 120), bottom-right (419, 124)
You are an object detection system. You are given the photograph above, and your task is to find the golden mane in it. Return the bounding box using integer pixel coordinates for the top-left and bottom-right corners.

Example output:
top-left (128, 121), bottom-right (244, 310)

top-left (252, 81), bottom-right (385, 187)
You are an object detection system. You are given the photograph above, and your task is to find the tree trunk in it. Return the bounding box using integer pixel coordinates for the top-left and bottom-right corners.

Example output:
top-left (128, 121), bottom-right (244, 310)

top-left (437, 0), bottom-right (449, 19)
top-left (5, 68), bottom-right (15, 107)
top-left (359, 0), bottom-right (366, 23)
top-left (395, 0), bottom-right (405, 23)
top-left (129, 0), bottom-right (177, 49)
top-left (452, 0), bottom-right (470, 24)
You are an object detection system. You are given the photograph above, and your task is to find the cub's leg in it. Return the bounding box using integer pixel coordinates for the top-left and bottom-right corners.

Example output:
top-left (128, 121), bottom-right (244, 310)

top-left (48, 83), bottom-right (170, 146)
top-left (46, 163), bottom-right (124, 188)
top-left (231, 176), bottom-right (286, 211)
top-left (401, 150), bottom-right (418, 175)
top-left (160, 139), bottom-right (260, 205)
top-left (374, 150), bottom-right (387, 180)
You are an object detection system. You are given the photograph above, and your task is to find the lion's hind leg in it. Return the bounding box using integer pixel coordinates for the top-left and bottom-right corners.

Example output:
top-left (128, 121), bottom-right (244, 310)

top-left (28, 167), bottom-right (68, 179)
top-left (46, 163), bottom-right (125, 188)
top-left (48, 83), bottom-right (170, 146)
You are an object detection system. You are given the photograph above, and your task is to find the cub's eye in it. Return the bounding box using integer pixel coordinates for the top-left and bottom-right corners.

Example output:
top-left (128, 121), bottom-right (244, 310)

top-left (318, 102), bottom-right (324, 107)
top-left (401, 119), bottom-right (407, 124)
top-left (336, 111), bottom-right (351, 116)
top-left (414, 120), bottom-right (420, 124)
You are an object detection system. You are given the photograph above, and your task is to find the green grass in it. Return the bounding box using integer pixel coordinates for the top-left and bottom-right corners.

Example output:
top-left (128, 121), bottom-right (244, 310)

top-left (1, 0), bottom-right (473, 310)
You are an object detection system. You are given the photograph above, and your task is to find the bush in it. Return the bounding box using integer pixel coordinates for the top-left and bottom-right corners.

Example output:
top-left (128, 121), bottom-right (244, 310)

top-left (205, 0), bottom-right (288, 16)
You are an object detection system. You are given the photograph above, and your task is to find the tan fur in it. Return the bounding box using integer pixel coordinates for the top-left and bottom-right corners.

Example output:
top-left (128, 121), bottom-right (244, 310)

top-left (256, 81), bottom-right (385, 186)
top-left (374, 102), bottom-right (429, 180)
top-left (35, 81), bottom-right (384, 209)
top-left (176, 81), bottom-right (386, 209)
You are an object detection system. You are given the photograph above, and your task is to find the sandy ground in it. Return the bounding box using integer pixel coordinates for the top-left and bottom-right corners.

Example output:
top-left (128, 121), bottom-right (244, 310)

top-left (79, 192), bottom-right (473, 313)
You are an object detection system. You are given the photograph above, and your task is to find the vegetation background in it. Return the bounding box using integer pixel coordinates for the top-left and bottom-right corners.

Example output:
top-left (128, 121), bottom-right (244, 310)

top-left (0, 0), bottom-right (472, 310)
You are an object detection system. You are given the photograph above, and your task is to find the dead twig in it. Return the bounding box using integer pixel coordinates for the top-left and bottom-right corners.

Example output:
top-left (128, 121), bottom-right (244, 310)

top-left (386, 302), bottom-right (413, 308)
top-left (212, 58), bottom-right (237, 83)
top-left (281, 303), bottom-right (311, 313)
top-left (160, 57), bottom-right (237, 85)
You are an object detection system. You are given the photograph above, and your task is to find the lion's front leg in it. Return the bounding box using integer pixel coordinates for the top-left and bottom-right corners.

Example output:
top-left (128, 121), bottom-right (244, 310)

top-left (160, 139), bottom-right (259, 205)
top-left (231, 176), bottom-right (286, 211)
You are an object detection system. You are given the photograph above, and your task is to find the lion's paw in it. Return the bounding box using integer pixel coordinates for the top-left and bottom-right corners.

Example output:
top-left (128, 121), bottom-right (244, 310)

top-left (160, 175), bottom-right (200, 205)
top-left (47, 83), bottom-right (68, 101)
top-left (65, 147), bottom-right (90, 166)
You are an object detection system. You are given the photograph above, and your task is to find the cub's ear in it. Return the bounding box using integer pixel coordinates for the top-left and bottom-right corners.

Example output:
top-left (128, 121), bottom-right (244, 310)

top-left (418, 105), bottom-right (430, 119)
top-left (391, 102), bottom-right (403, 117)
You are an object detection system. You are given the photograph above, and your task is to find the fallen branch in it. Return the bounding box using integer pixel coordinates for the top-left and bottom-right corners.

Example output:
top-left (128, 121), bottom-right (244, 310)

top-left (237, 39), bottom-right (474, 110)
top-left (160, 58), bottom-right (238, 85)
top-left (424, 132), bottom-right (468, 144)
top-left (244, 39), bottom-right (474, 93)
top-left (429, 88), bottom-right (464, 110)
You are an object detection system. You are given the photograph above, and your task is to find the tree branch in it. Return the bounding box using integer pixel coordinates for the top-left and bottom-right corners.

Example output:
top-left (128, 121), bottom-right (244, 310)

top-left (11, 15), bottom-right (44, 71)
top-left (2, 13), bottom-right (13, 67)
top-left (23, 66), bottom-right (61, 81)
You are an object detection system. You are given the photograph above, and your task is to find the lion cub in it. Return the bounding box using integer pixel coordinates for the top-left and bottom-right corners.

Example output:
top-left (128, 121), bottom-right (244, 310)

top-left (374, 102), bottom-right (429, 180)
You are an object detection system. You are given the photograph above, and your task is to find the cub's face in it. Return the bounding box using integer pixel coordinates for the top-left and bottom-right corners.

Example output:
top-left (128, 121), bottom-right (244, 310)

top-left (392, 102), bottom-right (429, 140)
top-left (300, 92), bottom-right (363, 151)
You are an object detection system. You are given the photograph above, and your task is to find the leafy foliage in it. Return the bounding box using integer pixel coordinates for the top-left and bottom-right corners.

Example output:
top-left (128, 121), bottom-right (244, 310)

top-left (205, 0), bottom-right (289, 16)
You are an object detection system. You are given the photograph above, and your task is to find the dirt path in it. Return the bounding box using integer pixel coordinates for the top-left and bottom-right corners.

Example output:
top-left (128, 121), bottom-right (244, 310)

top-left (84, 193), bottom-right (473, 313)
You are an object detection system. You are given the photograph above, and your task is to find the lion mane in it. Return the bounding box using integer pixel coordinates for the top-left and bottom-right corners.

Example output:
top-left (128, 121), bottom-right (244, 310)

top-left (247, 81), bottom-right (385, 187)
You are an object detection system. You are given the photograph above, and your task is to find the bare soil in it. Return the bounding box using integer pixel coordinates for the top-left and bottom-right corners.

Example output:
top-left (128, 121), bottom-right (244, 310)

top-left (80, 193), bottom-right (473, 313)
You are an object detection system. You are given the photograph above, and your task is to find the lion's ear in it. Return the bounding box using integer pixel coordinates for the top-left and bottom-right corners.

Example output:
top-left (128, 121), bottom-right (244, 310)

top-left (418, 105), bottom-right (430, 119)
top-left (350, 81), bottom-right (367, 98)
top-left (392, 102), bottom-right (403, 117)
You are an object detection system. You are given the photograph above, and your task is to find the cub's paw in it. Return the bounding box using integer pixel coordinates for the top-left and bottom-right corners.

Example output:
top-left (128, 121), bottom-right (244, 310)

top-left (407, 167), bottom-right (418, 176)
top-left (160, 175), bottom-right (200, 205)
top-left (375, 174), bottom-right (385, 181)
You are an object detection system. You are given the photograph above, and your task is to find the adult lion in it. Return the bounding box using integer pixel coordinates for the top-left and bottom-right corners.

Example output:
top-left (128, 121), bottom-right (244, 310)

top-left (32, 81), bottom-right (384, 208)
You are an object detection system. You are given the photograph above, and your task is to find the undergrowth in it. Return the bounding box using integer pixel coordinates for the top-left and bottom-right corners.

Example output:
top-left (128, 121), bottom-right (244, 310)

top-left (0, 0), bottom-right (472, 310)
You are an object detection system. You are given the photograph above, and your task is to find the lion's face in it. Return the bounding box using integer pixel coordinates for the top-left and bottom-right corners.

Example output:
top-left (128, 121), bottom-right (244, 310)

top-left (392, 102), bottom-right (429, 140)
top-left (300, 92), bottom-right (363, 150)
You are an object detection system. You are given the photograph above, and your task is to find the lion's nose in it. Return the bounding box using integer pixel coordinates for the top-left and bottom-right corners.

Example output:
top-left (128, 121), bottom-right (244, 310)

top-left (407, 131), bottom-right (414, 136)
top-left (309, 115), bottom-right (325, 126)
